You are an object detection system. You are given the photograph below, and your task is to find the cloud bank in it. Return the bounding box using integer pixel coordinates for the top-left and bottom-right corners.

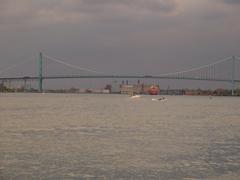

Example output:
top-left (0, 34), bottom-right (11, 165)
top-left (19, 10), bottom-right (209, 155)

top-left (0, 0), bottom-right (239, 87)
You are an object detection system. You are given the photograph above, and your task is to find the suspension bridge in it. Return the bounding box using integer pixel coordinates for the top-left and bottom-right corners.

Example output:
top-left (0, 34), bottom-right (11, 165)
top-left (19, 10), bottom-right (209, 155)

top-left (0, 52), bottom-right (240, 95)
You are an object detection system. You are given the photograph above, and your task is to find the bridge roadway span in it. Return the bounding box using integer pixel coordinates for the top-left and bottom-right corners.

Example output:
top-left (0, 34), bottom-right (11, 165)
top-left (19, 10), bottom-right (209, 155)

top-left (0, 75), bottom-right (239, 83)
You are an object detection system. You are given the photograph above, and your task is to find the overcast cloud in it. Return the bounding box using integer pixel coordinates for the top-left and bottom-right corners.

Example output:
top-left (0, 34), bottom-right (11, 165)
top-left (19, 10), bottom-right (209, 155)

top-left (0, 0), bottom-right (240, 88)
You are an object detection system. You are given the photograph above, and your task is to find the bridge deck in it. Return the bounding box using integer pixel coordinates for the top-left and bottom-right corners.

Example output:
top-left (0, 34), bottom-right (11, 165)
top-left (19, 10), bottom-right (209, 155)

top-left (0, 75), bottom-right (239, 83)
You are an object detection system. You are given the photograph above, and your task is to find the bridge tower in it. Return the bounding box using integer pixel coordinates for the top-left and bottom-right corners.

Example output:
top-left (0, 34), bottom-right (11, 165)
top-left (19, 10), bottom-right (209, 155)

top-left (38, 52), bottom-right (43, 92)
top-left (232, 56), bottom-right (235, 96)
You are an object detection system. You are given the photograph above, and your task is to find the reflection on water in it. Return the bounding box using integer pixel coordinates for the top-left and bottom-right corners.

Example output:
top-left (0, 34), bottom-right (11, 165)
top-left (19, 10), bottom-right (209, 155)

top-left (0, 93), bottom-right (240, 179)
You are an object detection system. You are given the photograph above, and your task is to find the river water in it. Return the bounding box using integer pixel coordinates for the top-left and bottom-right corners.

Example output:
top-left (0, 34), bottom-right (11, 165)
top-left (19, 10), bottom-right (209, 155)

top-left (0, 93), bottom-right (240, 179)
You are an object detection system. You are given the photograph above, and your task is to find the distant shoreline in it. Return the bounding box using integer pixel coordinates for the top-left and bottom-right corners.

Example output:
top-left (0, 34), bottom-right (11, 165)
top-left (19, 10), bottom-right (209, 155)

top-left (0, 91), bottom-right (239, 97)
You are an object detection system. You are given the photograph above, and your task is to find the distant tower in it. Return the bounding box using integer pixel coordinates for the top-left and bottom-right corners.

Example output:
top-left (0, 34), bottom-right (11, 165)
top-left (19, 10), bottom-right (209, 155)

top-left (38, 52), bottom-right (43, 92)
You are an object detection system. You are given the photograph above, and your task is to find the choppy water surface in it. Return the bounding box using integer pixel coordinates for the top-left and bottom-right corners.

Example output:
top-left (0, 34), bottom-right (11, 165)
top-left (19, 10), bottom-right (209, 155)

top-left (0, 93), bottom-right (240, 179)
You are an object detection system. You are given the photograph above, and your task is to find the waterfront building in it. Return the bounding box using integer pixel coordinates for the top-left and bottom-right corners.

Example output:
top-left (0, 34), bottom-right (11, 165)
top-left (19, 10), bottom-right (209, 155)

top-left (120, 83), bottom-right (160, 95)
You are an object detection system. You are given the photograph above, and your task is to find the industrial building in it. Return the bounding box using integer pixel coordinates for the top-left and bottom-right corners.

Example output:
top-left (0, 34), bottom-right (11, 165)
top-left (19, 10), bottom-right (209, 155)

top-left (120, 80), bottom-right (159, 95)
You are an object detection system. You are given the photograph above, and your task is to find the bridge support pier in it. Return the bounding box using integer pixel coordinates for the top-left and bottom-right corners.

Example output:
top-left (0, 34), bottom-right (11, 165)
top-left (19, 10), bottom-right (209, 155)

top-left (38, 52), bottom-right (43, 93)
top-left (24, 79), bottom-right (27, 92)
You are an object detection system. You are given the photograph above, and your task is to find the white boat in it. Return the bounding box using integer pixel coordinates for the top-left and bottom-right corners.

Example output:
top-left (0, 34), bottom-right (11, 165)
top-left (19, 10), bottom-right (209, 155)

top-left (152, 97), bottom-right (167, 101)
top-left (130, 95), bottom-right (141, 99)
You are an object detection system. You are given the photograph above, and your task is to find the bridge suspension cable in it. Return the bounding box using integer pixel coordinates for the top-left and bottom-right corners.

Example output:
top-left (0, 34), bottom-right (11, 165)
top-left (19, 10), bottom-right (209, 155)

top-left (0, 55), bottom-right (36, 76)
top-left (43, 54), bottom-right (108, 75)
top-left (157, 56), bottom-right (233, 77)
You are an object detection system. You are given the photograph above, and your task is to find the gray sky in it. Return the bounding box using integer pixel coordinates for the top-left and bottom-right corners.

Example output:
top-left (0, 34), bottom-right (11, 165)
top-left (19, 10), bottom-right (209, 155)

top-left (0, 0), bottom-right (240, 89)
